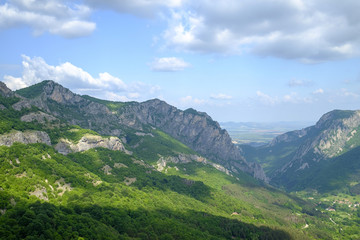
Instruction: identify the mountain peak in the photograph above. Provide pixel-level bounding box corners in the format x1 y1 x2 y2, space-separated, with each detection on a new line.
315 109 356 129
16 80 84 105
0 81 14 97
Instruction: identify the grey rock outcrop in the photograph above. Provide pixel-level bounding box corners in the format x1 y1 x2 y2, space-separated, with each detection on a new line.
12 100 32 111
21 111 57 123
116 99 267 181
0 130 51 146
55 134 129 155
0 82 14 97
11 80 267 181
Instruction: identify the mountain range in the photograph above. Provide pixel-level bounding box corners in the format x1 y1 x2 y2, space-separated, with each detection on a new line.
242 109 360 194
1 80 360 239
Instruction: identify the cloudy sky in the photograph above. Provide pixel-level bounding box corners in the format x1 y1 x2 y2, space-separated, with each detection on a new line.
1 0 360 122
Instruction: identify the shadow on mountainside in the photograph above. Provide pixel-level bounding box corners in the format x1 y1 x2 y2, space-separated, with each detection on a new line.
0 200 294 240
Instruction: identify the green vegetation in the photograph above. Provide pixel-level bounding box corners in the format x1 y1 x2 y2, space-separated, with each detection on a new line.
62 125 101 143
296 191 360 239
3 85 360 239
0 100 44 135
82 95 128 112
328 110 355 121
15 80 52 98
126 129 196 163
0 143 302 239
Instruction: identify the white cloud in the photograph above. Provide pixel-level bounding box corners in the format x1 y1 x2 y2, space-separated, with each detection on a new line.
313 88 324 94
256 90 315 105
2 55 160 101
150 57 190 72
161 0 360 62
210 93 232 100
256 91 279 106
288 79 313 87
2 75 27 90
180 95 206 105
84 0 183 18
0 0 95 38
339 88 359 98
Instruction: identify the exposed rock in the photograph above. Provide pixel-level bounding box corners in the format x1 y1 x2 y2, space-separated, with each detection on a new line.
55 178 72 196
132 158 152 168
55 134 129 155
15 172 27 178
12 100 32 111
278 110 360 175
155 153 240 179
156 154 200 171
0 130 51 147
124 177 136 186
13 80 267 181
0 104 6 110
30 186 48 201
10 198 16 206
114 163 128 168
135 132 154 137
21 111 57 124
101 165 112 175
117 99 266 181
0 81 14 97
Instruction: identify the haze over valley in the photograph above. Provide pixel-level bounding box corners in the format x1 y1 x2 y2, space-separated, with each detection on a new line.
1 0 360 239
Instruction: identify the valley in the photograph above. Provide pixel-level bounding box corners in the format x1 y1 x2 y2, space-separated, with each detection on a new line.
221 122 313 146
1 80 360 239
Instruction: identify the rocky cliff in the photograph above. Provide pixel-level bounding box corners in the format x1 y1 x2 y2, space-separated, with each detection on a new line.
6 80 267 181
274 110 360 174
0 82 14 97
0 130 51 146
244 109 360 189
55 134 130 155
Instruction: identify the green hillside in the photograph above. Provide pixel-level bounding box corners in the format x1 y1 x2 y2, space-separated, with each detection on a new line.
2 83 360 239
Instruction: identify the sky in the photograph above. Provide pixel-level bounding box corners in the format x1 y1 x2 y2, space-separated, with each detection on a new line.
1 0 360 123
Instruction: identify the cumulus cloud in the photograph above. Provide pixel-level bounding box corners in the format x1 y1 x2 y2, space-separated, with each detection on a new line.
256 90 315 105
313 88 324 94
210 93 232 100
162 0 360 62
256 91 279 106
0 0 95 38
339 88 359 98
288 79 313 87
150 57 190 72
180 95 206 105
84 0 182 18
2 55 160 101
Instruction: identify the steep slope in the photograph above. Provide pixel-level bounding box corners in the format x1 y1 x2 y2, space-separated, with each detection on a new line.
1 81 341 239
14 80 266 181
243 109 360 192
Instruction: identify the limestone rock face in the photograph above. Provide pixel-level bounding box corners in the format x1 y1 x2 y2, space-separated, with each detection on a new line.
6 80 267 181
252 109 360 187
0 130 51 146
115 99 267 181
0 82 13 97
21 112 57 123
55 134 129 155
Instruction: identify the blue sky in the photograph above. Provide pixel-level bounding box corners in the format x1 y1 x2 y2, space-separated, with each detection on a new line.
1 0 360 122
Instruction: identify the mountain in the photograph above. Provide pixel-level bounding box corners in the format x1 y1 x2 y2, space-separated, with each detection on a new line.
1 80 345 239
14 80 267 181
242 109 360 193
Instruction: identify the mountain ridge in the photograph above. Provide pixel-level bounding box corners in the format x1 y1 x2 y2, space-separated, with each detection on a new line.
242 108 360 192
10 80 267 181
